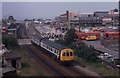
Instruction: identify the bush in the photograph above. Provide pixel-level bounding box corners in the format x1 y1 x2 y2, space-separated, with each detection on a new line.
21 62 30 68
68 42 99 63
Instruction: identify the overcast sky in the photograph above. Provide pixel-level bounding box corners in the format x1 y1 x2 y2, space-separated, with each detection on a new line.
2 2 119 20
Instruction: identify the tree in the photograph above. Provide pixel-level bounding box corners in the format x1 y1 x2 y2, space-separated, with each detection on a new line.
113 9 118 12
64 28 77 46
88 15 91 17
2 35 19 49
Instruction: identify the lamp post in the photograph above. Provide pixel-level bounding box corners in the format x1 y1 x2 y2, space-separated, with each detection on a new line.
79 18 80 32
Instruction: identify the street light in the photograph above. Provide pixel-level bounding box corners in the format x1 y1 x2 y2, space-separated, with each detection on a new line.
79 18 80 32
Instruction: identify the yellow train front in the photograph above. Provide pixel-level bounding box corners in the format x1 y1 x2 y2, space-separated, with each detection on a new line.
40 38 74 64
60 48 74 63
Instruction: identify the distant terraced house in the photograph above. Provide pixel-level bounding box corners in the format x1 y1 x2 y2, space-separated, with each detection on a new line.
7 23 17 35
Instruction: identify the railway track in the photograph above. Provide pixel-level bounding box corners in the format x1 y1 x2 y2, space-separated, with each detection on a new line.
26 45 64 76
26 44 101 78
26 44 82 76
19 24 101 78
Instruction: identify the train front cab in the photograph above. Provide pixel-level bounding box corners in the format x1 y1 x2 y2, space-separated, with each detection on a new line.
60 48 74 63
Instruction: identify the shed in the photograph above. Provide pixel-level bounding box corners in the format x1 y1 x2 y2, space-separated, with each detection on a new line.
2 67 17 77
3 52 21 69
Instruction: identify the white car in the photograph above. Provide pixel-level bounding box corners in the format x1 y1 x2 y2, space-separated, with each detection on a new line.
104 53 109 56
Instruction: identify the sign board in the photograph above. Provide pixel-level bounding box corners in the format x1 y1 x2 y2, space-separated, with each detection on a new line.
102 18 112 22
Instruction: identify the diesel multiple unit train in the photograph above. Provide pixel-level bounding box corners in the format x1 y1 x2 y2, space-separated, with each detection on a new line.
31 34 74 63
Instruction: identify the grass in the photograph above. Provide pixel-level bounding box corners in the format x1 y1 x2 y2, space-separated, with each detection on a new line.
75 56 119 76
9 44 119 76
11 46 44 76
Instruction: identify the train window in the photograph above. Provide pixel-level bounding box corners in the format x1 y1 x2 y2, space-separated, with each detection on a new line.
57 51 59 55
49 47 51 50
44 44 46 47
66 52 69 56
55 50 57 54
70 52 73 56
62 52 65 56
52 48 55 52
56 50 59 54
54 50 56 54
51 48 53 51
47 46 49 49
45 44 47 47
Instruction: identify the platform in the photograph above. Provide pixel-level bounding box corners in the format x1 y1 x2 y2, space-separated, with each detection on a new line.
18 39 31 45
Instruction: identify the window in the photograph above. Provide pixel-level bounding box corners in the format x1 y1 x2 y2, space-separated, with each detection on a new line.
56 51 59 54
49 47 51 50
47 46 49 49
66 52 69 56
44 44 46 47
54 50 57 54
70 52 73 56
62 52 65 56
51 48 53 51
43 44 44 47
52 48 55 53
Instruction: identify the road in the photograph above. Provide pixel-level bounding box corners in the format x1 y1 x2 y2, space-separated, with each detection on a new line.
17 23 27 39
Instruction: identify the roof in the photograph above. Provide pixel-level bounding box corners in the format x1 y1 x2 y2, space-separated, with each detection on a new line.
3 52 21 60
32 34 68 50
8 23 16 29
32 34 43 41
2 67 16 74
0 43 5 50
35 26 51 34
41 39 66 50
76 32 100 34
104 32 120 34
94 11 109 13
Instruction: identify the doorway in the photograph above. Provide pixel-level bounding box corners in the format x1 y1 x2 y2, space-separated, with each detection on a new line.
12 60 16 68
